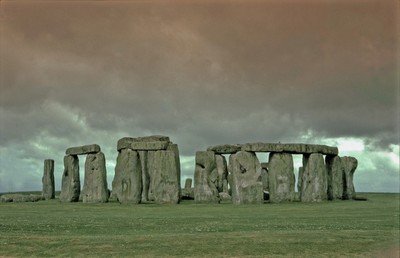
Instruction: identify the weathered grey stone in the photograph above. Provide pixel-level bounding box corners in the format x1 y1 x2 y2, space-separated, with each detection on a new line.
297 167 304 193
117 135 170 151
1 194 44 203
215 154 229 193
60 155 80 202
194 151 220 203
167 144 181 197
135 135 170 142
207 144 242 154
112 149 142 204
325 155 344 200
219 192 232 203
260 162 269 192
342 156 358 200
147 150 180 204
184 178 193 189
242 143 338 155
300 153 328 202
138 151 150 202
181 188 194 200
66 144 101 155
81 152 109 203
228 151 263 204
130 141 170 151
42 159 55 200
268 153 295 203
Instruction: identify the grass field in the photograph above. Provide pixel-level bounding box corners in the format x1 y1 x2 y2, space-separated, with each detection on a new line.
0 193 398 257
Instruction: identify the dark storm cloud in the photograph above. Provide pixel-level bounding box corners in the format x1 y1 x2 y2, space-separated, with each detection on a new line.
0 0 398 192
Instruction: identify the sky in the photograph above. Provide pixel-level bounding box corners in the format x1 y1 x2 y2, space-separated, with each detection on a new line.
0 0 399 193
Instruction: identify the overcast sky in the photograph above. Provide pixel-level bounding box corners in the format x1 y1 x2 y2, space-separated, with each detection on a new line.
0 0 398 193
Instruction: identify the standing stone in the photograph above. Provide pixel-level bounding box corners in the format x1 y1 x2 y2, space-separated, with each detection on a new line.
229 151 263 204
139 151 150 202
42 159 55 200
167 144 182 198
81 152 109 203
297 167 304 193
194 151 220 203
300 153 328 202
182 178 194 199
184 178 193 189
60 155 80 202
342 156 358 200
147 150 180 204
260 163 269 192
325 155 344 200
215 154 229 193
268 153 295 203
112 149 142 204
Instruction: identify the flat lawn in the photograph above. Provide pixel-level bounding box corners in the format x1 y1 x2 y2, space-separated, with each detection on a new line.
0 193 398 257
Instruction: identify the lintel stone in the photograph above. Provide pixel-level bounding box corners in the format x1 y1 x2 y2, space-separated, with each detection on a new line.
66 144 101 155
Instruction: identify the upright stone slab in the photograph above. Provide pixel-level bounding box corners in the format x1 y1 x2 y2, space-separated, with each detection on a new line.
325 155 344 200
167 144 181 197
229 151 263 204
112 149 142 204
147 150 180 204
81 152 109 203
60 155 80 202
260 163 269 192
300 153 328 202
182 178 194 200
138 151 150 202
215 154 229 193
297 167 304 193
194 151 220 203
42 159 55 200
268 153 295 203
184 178 193 189
342 156 358 200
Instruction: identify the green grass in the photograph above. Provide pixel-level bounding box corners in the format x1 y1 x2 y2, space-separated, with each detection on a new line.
0 193 398 257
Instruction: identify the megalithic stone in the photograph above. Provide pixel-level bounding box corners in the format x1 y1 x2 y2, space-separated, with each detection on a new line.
194 151 220 203
139 151 150 202
42 159 55 200
297 167 304 193
229 151 263 204
325 155 344 200
215 154 228 193
300 153 328 202
167 144 181 198
260 163 269 192
147 150 180 204
60 155 80 202
184 178 193 189
342 156 358 200
268 153 295 203
81 152 109 203
112 149 142 204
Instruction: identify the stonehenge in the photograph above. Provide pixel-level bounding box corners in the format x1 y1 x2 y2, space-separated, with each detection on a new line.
113 135 180 204
195 142 358 204
35 139 359 206
42 159 55 200
61 144 109 203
